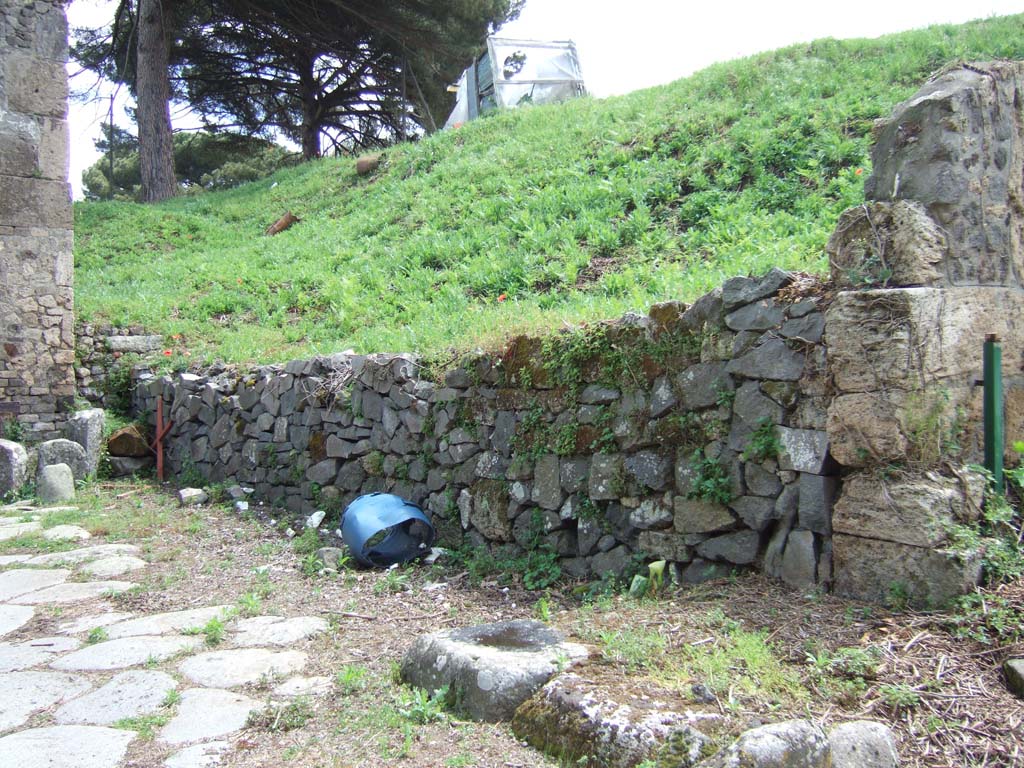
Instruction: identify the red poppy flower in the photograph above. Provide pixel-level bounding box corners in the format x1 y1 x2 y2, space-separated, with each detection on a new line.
163 349 172 356
854 168 863 176
497 294 507 302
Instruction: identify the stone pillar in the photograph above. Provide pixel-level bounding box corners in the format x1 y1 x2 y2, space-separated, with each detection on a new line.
0 0 75 441
825 62 1024 607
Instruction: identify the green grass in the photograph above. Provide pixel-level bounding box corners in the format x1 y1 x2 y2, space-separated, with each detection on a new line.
74 14 1024 364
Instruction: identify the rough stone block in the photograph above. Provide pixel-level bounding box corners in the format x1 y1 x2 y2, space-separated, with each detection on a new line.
66 408 104 478
725 299 784 332
777 428 832 474
676 362 732 409
4 53 68 117
865 62 1024 287
827 287 1024 394
726 338 805 381
0 175 71 228
673 497 735 534
37 438 88 481
532 455 563 510
797 474 836 535
729 495 777 532
37 462 74 503
0 439 29 495
37 116 69 181
469 479 513 542
828 720 898 768
832 470 984 548
721 268 792 310
624 450 671 491
588 454 623 501
696 530 759 564
832 533 981 608
780 530 817 589
637 530 692 562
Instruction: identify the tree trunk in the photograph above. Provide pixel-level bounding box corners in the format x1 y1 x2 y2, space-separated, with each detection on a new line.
137 0 177 202
298 55 321 160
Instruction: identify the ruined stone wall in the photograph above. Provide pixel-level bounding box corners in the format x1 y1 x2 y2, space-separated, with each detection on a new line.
825 62 1024 606
0 0 74 440
132 276 837 589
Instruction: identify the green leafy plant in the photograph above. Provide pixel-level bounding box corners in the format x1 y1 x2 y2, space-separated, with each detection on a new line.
686 453 734 505
399 686 449 725
247 696 314 731
743 419 782 462
86 626 109 645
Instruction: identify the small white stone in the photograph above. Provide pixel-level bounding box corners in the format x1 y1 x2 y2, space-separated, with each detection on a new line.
177 489 208 506
233 501 248 513
305 510 326 529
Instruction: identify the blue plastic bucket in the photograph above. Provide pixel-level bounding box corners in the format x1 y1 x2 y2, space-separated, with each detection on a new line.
340 493 435 567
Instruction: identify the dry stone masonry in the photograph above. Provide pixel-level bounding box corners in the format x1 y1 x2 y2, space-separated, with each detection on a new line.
134 271 837 592
0 0 75 441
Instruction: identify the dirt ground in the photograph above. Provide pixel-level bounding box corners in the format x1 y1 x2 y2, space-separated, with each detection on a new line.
4 480 1022 768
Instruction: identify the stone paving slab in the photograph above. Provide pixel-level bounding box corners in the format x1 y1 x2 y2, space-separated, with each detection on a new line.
165 741 230 768
42 525 91 542
0 569 69 602
0 523 41 542
179 648 307 688
159 688 259 745
51 635 204 671
57 611 134 635
55 670 177 726
0 724 136 768
0 636 81 672
27 544 142 567
9 580 137 605
232 615 329 647
0 556 31 566
0 671 92 732
105 606 232 640
273 675 333 698
80 555 147 578
0 606 34 639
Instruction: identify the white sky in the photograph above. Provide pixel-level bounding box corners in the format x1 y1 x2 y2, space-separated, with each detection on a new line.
66 0 1024 199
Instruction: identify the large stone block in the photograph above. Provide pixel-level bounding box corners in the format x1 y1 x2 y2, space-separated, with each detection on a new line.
832 533 981 608
865 62 1024 287
0 175 71 228
0 438 28 495
66 408 104 478
3 54 68 117
832 470 984 548
37 438 89 481
827 201 947 289
827 287 1024 394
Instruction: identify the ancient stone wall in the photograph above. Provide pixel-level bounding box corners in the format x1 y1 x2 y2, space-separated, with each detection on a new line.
0 0 74 440
133 276 837 589
825 62 1024 606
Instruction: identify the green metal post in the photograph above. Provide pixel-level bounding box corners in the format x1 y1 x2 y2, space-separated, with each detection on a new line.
983 333 1004 492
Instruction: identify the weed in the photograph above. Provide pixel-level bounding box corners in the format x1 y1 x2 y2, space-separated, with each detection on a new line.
533 593 552 622
114 714 169 740
300 551 322 578
878 683 921 711
183 617 227 646
162 689 182 707
336 664 368 695
236 592 262 617
398 686 449 725
599 628 666 671
686 453 734 505
292 526 321 556
86 626 109 645
373 567 410 595
743 419 782 462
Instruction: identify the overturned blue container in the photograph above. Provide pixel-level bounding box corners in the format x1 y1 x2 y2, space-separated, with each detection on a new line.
340 493 435 567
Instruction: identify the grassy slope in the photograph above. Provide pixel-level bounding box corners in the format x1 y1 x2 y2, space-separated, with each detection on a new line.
74 14 1024 364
